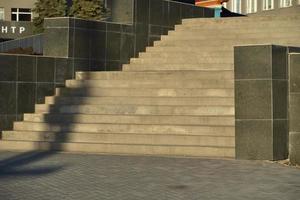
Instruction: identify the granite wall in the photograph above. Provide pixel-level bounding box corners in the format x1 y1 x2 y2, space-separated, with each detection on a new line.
234 44 300 160
0 54 81 131
289 53 300 165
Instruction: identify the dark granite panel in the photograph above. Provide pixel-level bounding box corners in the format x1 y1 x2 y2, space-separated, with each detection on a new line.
74 59 90 72
121 25 134 34
236 120 273 160
135 0 150 24
90 60 106 71
110 0 134 24
120 34 135 64
106 32 121 61
90 31 106 61
289 54 300 93
181 4 194 19
272 80 288 119
150 25 162 36
36 83 55 104
73 29 91 58
193 6 204 17
289 94 300 132
168 2 182 26
162 1 170 26
273 120 288 160
17 56 36 82
272 45 287 80
235 80 272 119
0 83 16 114
37 57 55 82
289 132 300 165
17 83 36 114
0 55 17 81
234 45 272 80
55 58 74 83
106 60 121 71
44 18 70 28
204 8 214 17
43 28 69 57
0 115 16 131
107 23 121 32
149 0 163 26
74 18 92 30
93 21 107 31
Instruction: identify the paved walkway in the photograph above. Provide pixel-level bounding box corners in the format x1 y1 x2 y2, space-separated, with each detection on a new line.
0 151 299 200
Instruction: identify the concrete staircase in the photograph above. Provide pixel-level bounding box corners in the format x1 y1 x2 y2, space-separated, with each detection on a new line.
1 12 299 158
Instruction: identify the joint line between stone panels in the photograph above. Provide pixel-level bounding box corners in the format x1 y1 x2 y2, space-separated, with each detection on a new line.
35 57 38 104
15 56 19 118
236 119 273 121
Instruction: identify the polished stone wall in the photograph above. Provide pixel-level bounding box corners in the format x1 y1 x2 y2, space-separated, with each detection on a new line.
289 53 300 165
234 45 296 160
43 0 214 71
0 54 76 131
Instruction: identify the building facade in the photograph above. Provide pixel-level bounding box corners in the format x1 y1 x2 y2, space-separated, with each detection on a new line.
0 0 35 21
224 0 300 14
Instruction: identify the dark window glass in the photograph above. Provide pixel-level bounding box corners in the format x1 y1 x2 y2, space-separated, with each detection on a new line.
11 8 17 12
19 8 31 12
19 14 31 21
11 14 16 21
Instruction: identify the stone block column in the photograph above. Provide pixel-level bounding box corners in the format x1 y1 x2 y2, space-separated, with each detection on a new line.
234 45 289 160
289 53 300 165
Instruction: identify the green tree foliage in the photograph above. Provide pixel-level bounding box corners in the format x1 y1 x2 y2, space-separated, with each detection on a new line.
33 0 68 33
70 0 110 20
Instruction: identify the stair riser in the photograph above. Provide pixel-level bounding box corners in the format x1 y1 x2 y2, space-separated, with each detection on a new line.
123 65 234 71
65 80 234 89
13 122 235 136
24 114 235 126
130 57 233 64
45 96 234 106
138 52 234 59
2 132 235 147
164 32 300 40
75 71 234 80
146 46 233 52
35 104 235 116
55 88 234 98
0 141 235 157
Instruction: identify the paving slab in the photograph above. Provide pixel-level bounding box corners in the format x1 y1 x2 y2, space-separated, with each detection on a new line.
0 152 299 200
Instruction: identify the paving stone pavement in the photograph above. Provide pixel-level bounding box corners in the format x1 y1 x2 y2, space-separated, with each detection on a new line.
0 151 299 200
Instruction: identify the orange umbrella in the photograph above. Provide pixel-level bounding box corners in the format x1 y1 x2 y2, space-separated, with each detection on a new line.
195 0 229 7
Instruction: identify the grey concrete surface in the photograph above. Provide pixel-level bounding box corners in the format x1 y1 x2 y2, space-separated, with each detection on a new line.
0 152 299 200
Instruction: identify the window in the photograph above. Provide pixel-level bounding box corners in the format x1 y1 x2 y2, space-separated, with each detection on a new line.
247 0 257 13
232 0 242 13
0 8 4 20
11 8 32 21
263 0 274 10
280 0 292 7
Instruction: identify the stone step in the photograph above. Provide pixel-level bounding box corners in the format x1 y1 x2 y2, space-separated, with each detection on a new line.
55 87 234 98
154 38 300 47
138 51 234 59
160 32 300 41
2 131 235 147
174 25 300 32
23 113 235 126
45 96 234 106
13 122 235 136
0 140 235 157
166 30 300 40
145 46 233 53
34 104 235 116
181 16 300 25
130 57 234 65
75 71 234 80
123 64 234 71
65 79 234 89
